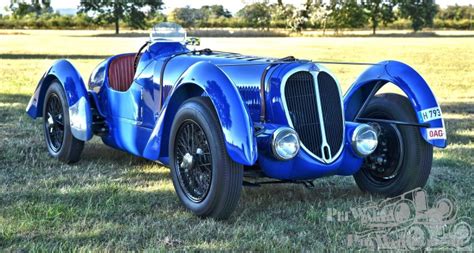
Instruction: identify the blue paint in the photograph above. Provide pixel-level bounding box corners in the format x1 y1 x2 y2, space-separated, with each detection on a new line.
26 59 93 141
26 41 446 181
344 60 447 148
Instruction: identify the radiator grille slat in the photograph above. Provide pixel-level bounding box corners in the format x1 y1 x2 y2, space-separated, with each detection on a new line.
318 72 344 157
284 72 322 157
284 71 344 162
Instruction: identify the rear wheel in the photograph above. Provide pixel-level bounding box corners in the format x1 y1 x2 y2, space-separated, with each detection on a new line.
354 93 433 197
169 97 243 219
43 81 84 163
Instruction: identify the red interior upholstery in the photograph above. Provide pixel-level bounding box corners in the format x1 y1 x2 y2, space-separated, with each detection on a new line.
108 54 135 91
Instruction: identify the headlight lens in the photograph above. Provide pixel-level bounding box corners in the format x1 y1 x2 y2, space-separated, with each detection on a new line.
272 127 300 160
352 124 378 157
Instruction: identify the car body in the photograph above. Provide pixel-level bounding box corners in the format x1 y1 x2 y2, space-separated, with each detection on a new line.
26 23 447 219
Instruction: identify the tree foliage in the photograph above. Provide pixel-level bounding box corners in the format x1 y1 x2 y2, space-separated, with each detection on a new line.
169 5 231 28
289 10 308 32
269 2 295 28
327 0 368 32
9 0 52 17
201 5 232 19
1 0 471 32
362 0 395 34
436 4 474 20
169 6 204 28
236 2 271 29
307 2 332 33
79 0 163 34
397 0 438 32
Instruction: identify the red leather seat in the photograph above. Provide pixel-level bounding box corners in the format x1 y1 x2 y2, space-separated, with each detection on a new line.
108 54 135 91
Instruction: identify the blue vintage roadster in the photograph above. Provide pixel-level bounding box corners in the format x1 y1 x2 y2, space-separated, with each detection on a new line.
27 23 447 219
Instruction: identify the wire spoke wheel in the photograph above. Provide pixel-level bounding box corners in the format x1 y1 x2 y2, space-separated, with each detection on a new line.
170 97 243 219
174 120 212 203
44 93 65 152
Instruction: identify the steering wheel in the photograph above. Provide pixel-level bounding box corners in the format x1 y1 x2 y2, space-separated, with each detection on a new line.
133 41 151 73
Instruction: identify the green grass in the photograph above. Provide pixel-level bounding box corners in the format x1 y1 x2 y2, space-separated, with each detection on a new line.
0 30 473 251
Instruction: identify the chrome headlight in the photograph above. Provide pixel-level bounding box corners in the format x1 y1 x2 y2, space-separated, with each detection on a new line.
272 127 300 160
351 124 378 157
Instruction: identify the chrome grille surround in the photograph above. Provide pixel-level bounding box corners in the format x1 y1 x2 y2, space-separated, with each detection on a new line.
280 64 345 164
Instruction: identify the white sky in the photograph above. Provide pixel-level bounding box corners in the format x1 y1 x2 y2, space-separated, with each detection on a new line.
1 0 473 14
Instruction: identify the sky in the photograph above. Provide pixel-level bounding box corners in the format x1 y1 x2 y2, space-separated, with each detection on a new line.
0 0 473 14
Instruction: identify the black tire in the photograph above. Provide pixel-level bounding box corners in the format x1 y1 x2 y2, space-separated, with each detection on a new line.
43 81 84 163
169 97 243 219
354 93 433 197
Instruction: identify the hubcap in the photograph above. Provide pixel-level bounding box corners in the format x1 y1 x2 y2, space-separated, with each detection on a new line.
180 153 194 169
174 120 212 203
44 93 65 152
362 122 404 182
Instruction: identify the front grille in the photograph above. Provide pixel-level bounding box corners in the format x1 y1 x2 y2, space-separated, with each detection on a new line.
284 71 344 162
318 72 344 157
284 72 323 158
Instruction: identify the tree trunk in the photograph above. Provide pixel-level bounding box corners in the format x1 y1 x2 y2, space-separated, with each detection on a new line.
115 17 119 34
114 2 120 34
322 19 326 36
371 15 377 35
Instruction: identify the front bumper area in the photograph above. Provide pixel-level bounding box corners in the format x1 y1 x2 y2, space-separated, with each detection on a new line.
255 122 365 180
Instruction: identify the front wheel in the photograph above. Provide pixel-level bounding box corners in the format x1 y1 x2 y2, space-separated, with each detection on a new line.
354 93 433 197
43 81 84 163
169 97 243 219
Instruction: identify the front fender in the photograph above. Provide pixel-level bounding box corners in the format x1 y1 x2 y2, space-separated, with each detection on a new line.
26 59 93 141
344 60 446 148
143 61 258 166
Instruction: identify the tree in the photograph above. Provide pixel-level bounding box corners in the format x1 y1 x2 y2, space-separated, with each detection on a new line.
169 5 231 28
169 6 205 28
342 0 368 28
269 2 295 28
436 4 474 20
362 0 395 35
397 0 437 32
304 0 313 12
307 1 331 33
79 0 163 34
200 5 232 19
8 0 52 18
328 0 367 33
289 9 308 32
236 2 271 30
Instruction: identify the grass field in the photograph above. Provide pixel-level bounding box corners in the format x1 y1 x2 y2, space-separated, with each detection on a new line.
0 30 473 251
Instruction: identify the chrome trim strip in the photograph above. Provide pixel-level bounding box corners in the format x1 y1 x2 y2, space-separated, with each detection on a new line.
317 64 346 163
311 71 331 162
260 63 279 122
280 63 345 164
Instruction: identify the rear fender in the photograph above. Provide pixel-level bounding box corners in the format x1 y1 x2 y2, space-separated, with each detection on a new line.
143 61 258 166
26 59 93 141
344 60 446 148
